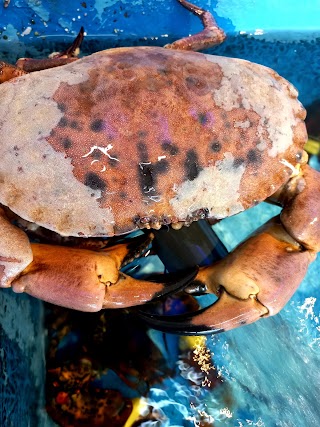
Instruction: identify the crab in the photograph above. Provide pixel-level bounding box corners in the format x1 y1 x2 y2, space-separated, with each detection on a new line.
0 0 319 335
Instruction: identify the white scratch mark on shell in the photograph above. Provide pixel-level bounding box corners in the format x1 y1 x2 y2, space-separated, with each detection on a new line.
82 144 120 162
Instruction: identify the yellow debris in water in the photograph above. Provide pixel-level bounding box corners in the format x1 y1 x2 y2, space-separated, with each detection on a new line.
124 397 149 427
180 335 207 351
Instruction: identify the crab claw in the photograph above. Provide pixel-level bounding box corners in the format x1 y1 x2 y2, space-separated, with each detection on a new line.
102 267 198 309
139 216 316 335
11 234 197 312
138 289 267 335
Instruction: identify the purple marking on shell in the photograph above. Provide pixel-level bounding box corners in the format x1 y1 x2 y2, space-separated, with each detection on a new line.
189 108 215 127
158 115 172 141
103 119 120 140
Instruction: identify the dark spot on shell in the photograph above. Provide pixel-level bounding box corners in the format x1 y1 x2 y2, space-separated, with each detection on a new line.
108 157 119 168
138 162 154 192
185 149 202 181
84 172 106 192
119 192 127 199
70 120 81 130
158 67 169 75
198 113 208 125
247 149 262 164
137 142 154 192
225 122 231 129
154 159 169 174
233 157 245 167
17 166 23 173
136 143 166 194
57 103 66 112
58 117 68 128
185 76 208 95
211 141 221 152
161 140 179 156
137 142 149 162
62 137 72 149
13 145 19 151
90 119 104 132
92 150 102 160
138 130 148 138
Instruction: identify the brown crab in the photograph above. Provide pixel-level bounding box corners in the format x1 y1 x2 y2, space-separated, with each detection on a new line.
0 0 319 335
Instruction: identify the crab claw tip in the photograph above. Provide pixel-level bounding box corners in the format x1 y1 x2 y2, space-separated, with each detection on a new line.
147 266 200 299
138 288 268 335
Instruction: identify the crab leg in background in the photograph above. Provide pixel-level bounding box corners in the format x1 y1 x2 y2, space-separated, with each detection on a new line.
140 162 320 335
0 27 84 83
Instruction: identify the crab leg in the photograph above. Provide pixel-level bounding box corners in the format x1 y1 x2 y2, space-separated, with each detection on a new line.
0 28 84 84
165 0 226 51
0 61 27 84
0 207 33 288
140 162 320 334
15 27 84 73
276 163 320 252
0 207 197 310
9 237 197 312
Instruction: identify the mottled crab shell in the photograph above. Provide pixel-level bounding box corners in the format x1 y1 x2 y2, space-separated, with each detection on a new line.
0 46 307 237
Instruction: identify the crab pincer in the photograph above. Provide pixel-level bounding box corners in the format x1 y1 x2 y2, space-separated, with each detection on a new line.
8 229 197 312
139 163 320 335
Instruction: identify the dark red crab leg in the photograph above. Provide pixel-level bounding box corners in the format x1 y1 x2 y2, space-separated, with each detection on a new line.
165 0 226 51
0 61 27 83
0 27 84 84
15 27 85 73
